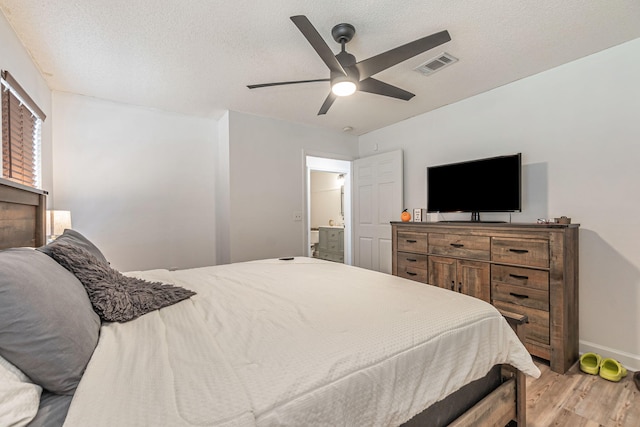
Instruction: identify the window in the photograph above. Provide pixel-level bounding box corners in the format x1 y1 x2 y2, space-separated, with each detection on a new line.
1 70 46 188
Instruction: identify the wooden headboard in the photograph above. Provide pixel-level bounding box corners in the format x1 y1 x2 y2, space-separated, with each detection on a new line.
0 178 47 249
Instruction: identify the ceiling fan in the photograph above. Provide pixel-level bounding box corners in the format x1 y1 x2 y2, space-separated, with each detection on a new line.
247 15 451 115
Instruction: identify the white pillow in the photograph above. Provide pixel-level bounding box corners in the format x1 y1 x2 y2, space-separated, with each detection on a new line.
0 354 42 427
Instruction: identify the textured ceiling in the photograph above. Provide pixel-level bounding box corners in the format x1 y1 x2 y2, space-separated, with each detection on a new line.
1 0 639 135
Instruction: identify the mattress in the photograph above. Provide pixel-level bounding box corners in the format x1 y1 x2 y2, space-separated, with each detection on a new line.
63 257 539 426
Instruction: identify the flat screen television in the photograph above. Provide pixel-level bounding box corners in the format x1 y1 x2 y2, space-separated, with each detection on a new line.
427 153 521 221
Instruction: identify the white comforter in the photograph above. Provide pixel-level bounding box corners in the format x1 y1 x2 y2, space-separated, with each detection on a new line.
63 258 540 427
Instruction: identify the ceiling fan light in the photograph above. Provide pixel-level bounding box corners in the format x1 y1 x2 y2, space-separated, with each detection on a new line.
332 80 357 97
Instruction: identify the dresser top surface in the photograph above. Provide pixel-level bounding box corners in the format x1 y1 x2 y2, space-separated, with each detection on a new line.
391 221 579 229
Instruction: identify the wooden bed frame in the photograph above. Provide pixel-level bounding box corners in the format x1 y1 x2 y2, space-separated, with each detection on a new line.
0 179 528 426
0 178 47 249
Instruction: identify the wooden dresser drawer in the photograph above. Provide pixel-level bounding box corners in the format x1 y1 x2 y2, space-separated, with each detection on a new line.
397 232 428 254
397 252 428 271
491 265 549 291
397 266 428 283
428 233 490 260
491 282 549 311
491 237 549 268
492 300 550 345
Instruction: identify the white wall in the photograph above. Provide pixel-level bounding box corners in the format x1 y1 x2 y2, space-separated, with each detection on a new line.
0 12 53 200
52 92 218 272
223 111 358 263
360 38 640 370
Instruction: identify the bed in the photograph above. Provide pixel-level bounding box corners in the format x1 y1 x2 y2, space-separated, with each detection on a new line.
0 178 540 427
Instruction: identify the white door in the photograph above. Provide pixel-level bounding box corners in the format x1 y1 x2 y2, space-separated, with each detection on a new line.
353 150 403 273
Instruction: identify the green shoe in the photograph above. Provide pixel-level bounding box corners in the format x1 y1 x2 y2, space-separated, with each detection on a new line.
599 358 627 382
579 352 601 375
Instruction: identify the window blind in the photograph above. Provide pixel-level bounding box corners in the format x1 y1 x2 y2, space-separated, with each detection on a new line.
1 70 46 188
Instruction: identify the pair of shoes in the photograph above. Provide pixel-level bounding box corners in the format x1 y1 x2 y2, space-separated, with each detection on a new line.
579 353 628 382
579 353 602 375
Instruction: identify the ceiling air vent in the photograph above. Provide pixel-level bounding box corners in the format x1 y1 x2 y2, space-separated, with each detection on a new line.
414 52 458 76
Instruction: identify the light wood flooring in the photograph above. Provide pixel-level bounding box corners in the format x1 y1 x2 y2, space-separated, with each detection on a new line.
527 359 639 426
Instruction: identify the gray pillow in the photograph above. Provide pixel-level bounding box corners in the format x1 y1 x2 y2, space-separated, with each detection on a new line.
0 248 100 395
38 228 109 265
48 242 196 322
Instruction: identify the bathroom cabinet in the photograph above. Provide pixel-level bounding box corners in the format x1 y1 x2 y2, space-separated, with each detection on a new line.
318 227 344 263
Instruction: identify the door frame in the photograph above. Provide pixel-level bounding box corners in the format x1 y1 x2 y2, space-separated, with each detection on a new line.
305 155 352 265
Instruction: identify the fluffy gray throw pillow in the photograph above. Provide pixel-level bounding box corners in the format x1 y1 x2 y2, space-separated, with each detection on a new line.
48 242 196 322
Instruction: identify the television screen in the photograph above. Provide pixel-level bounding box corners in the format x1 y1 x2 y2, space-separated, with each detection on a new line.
427 153 521 216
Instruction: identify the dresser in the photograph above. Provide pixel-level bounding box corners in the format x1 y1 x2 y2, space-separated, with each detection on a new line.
391 221 579 374
318 227 344 263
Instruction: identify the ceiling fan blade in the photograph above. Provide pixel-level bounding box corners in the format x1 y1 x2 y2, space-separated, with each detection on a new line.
247 78 330 89
290 15 346 76
358 78 415 101
355 30 451 79
318 92 337 115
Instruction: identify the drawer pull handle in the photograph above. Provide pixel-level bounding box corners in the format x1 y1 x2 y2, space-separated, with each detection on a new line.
407 271 417 276
450 243 464 248
406 258 417 262
509 273 529 280
406 239 417 243
509 249 529 254
509 292 529 299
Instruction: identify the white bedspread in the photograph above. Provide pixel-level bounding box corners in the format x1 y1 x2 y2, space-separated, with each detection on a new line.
64 258 540 427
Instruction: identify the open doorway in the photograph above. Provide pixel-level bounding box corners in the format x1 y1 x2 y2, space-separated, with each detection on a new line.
306 156 352 265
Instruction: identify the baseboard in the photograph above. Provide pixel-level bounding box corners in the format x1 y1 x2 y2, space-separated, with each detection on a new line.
580 340 640 372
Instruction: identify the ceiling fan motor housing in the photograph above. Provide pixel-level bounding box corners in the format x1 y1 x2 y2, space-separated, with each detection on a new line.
332 51 359 94
336 51 357 68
